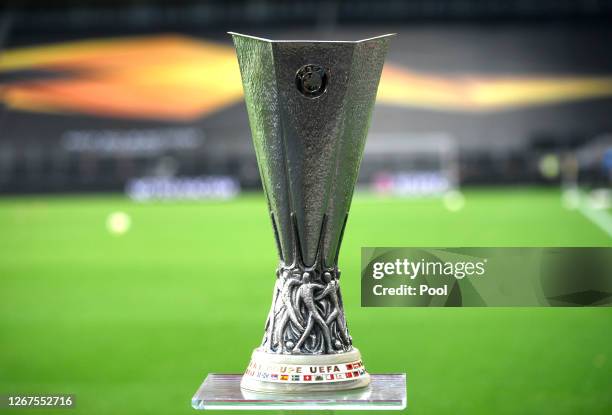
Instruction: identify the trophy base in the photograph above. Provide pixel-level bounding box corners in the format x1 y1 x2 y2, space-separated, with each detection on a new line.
240 347 370 392
192 373 406 410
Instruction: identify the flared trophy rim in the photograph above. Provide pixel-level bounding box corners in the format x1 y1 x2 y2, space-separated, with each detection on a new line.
228 32 396 44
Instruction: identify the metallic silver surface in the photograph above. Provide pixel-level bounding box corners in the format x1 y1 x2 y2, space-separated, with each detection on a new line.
231 33 392 356
192 373 407 410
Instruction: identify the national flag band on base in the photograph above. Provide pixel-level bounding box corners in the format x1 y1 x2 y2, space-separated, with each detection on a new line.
243 360 367 383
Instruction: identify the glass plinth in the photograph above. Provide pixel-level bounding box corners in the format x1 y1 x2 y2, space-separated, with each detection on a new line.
191 373 406 410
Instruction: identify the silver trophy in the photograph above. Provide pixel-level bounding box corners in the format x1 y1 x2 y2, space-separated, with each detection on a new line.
230 32 392 392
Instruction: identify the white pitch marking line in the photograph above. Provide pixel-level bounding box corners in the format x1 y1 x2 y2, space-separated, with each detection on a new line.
577 191 612 239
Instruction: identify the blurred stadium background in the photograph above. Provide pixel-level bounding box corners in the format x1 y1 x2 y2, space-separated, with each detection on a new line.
0 1 611 415
1 0 612 197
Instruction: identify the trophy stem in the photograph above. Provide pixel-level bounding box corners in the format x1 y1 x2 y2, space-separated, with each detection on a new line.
261 213 352 354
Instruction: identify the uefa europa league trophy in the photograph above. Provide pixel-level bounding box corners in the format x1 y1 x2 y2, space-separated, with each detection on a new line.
230 32 392 393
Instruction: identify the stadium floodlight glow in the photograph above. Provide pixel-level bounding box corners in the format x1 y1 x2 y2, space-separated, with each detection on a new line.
229 32 393 392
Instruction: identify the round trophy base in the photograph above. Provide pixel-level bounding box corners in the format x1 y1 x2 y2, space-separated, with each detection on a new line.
240 347 370 393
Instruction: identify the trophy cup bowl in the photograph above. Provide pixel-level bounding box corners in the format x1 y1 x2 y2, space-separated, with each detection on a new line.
230 32 393 393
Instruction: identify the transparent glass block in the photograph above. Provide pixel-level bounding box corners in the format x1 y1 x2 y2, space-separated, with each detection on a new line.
192 373 406 410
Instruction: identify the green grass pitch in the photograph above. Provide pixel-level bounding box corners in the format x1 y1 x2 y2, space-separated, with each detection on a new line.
0 188 610 415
